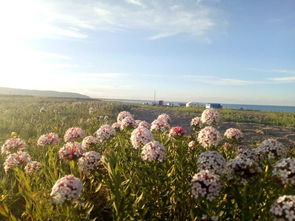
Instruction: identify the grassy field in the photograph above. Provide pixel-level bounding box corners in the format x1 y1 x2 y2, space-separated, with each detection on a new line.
0 95 294 220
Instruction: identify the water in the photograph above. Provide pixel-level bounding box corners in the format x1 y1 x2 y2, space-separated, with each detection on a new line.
103 99 295 113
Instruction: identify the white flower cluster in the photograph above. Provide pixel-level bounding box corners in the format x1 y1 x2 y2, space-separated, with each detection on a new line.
81 136 97 150
273 158 295 185
130 127 153 149
150 119 170 132
190 117 202 130
224 128 243 141
138 121 150 129
58 142 84 161
197 126 222 149
157 113 171 123
3 151 31 172
197 151 226 175
37 133 59 146
188 141 196 148
25 161 42 175
191 170 222 201
256 139 287 159
95 125 116 142
117 111 133 123
64 127 86 142
50 175 83 204
135 120 141 127
120 117 136 130
237 148 259 162
201 109 220 126
78 151 101 175
270 195 295 221
1 138 26 154
168 126 185 138
141 141 166 162
227 156 261 179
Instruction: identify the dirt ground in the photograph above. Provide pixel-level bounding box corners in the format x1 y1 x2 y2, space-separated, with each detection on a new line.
132 108 295 147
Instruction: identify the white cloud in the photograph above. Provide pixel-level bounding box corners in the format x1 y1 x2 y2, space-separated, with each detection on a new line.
0 0 223 40
85 73 128 79
268 76 295 83
183 75 258 86
249 68 295 75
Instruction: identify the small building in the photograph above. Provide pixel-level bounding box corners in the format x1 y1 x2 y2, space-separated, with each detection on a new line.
206 103 222 109
186 102 193 107
158 100 164 106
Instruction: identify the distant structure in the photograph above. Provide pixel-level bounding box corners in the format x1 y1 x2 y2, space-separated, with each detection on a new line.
159 100 164 106
206 103 222 109
186 102 193 107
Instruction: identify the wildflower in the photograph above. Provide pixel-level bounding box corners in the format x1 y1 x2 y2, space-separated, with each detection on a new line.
58 142 83 160
191 170 222 201
197 151 226 175
168 126 185 138
237 148 259 162
150 119 170 132
256 139 287 159
270 195 295 221
89 107 96 114
131 127 153 149
135 120 141 127
157 113 171 123
120 117 135 130
78 151 101 175
141 141 166 162
117 111 133 123
37 133 59 146
3 151 31 172
64 127 85 142
190 117 202 130
40 107 46 113
273 158 295 185
224 128 243 141
25 161 42 175
197 126 222 149
111 122 121 131
226 156 261 179
81 136 97 150
201 109 220 126
50 175 83 204
1 138 26 154
138 121 150 129
95 125 116 142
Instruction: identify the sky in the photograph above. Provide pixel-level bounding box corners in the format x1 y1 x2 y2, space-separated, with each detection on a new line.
0 0 294 106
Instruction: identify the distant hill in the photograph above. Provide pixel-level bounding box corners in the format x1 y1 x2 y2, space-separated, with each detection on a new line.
0 87 91 99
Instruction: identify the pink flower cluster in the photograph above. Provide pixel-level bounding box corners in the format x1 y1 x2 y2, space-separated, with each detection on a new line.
141 141 166 162
157 113 171 123
197 126 222 149
112 122 121 131
1 138 26 154
201 109 220 126
150 119 170 132
58 142 84 160
37 133 59 146
168 126 185 138
138 121 150 129
50 175 83 204
64 127 86 142
81 136 97 149
95 125 116 142
3 151 31 172
224 128 243 141
25 161 42 175
117 111 133 123
130 127 153 149
190 117 202 130
78 151 101 175
191 170 222 201
120 117 136 130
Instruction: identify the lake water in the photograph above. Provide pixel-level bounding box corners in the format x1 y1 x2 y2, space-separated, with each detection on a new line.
103 99 295 113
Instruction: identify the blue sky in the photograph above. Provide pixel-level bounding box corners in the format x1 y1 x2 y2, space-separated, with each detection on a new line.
0 0 294 105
